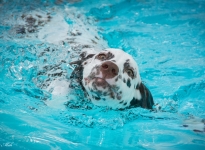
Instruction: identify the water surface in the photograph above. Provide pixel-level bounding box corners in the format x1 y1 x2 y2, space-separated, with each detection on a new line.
0 0 205 149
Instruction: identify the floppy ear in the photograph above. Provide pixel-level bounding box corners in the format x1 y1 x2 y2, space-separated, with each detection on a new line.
69 51 95 84
139 83 154 109
130 82 154 109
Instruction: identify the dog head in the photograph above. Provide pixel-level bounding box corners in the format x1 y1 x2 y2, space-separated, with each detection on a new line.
70 48 154 109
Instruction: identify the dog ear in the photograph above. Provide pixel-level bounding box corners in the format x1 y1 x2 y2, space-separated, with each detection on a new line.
69 51 95 82
69 51 95 66
130 82 154 109
139 83 154 109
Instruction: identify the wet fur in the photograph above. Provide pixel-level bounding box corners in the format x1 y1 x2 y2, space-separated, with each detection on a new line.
70 49 154 109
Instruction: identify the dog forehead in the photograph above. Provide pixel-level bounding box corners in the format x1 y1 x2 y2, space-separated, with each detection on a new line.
103 48 129 57
100 48 136 64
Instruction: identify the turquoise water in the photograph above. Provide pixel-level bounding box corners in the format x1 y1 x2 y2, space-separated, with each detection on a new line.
0 0 205 149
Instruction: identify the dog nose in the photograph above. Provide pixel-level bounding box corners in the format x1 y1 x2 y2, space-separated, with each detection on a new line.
100 61 119 79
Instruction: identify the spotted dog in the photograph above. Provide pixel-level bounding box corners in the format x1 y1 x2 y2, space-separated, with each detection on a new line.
70 48 154 109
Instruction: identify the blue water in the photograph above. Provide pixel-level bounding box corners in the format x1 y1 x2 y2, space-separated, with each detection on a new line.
1 0 205 149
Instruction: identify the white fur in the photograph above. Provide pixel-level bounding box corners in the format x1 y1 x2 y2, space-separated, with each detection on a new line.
82 48 142 109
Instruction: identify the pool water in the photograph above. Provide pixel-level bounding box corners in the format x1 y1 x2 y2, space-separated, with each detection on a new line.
0 0 205 149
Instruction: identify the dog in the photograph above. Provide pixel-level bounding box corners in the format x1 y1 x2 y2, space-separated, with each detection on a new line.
70 48 154 110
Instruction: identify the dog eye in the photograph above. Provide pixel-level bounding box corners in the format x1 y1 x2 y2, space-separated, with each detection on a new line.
126 69 134 78
98 54 106 60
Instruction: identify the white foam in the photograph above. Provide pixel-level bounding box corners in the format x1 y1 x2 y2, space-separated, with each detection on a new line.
45 79 70 109
38 14 69 44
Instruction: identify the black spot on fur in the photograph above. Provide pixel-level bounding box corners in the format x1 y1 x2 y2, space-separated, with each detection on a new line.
129 97 141 108
127 78 131 88
16 26 26 34
103 92 108 96
123 78 126 83
123 59 136 79
116 93 121 100
107 52 115 60
119 101 124 104
193 129 203 133
130 83 154 109
123 60 130 73
123 102 127 105
36 14 42 18
95 65 101 75
110 92 115 99
94 96 101 100
92 83 97 90
135 84 140 90
95 51 114 61
26 16 36 25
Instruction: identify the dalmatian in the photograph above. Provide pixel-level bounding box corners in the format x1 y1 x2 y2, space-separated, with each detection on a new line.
70 48 154 110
